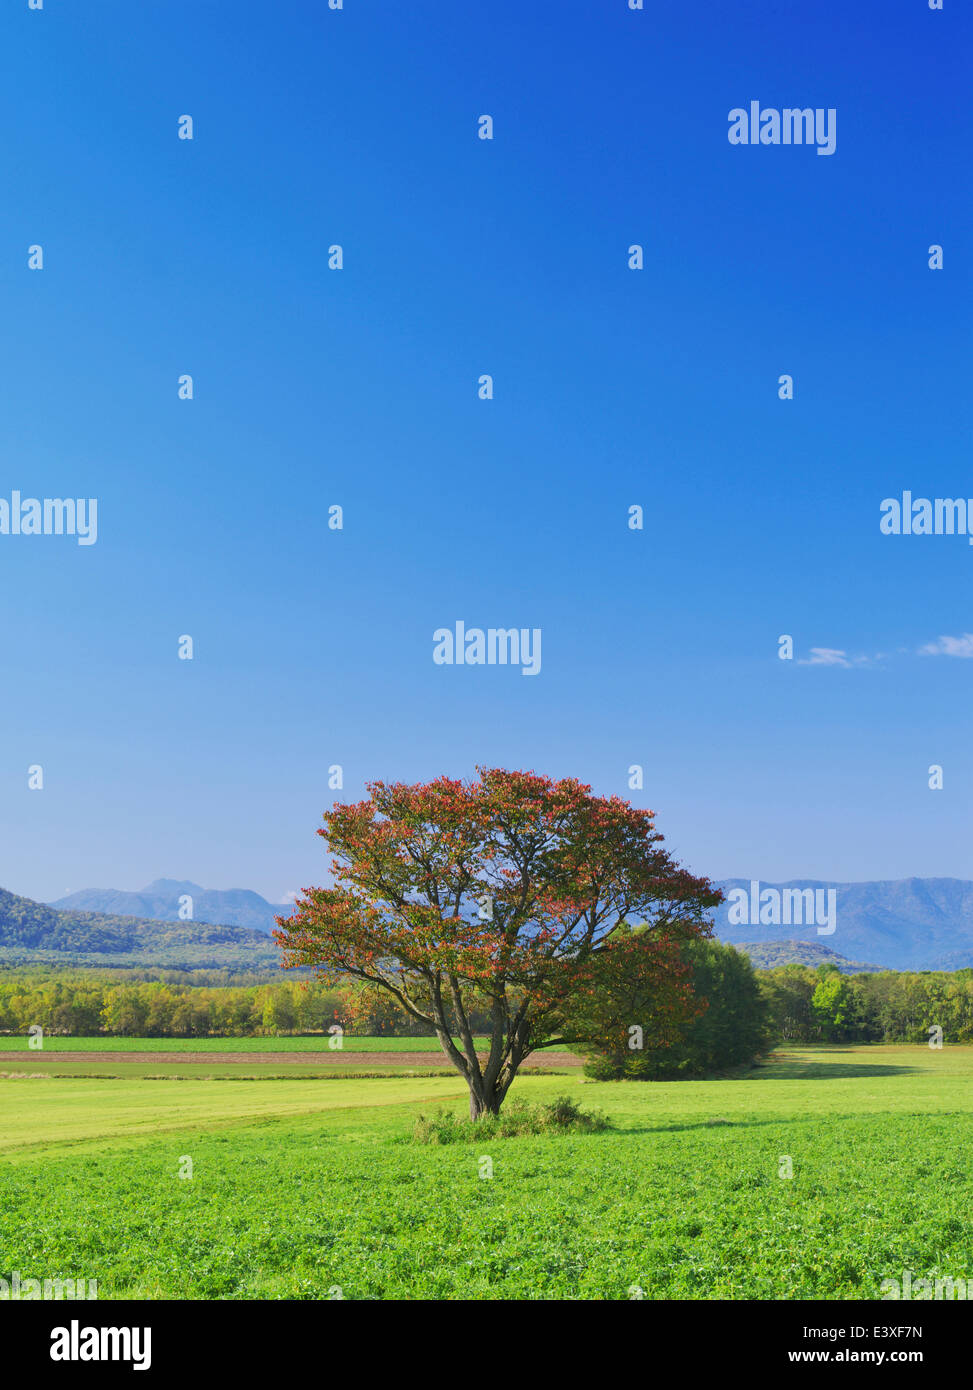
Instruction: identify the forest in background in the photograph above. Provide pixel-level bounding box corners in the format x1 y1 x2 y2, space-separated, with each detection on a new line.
0 959 970 1046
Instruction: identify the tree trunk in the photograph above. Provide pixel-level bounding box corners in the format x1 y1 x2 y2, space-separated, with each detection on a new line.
428 996 531 1120
468 1086 501 1120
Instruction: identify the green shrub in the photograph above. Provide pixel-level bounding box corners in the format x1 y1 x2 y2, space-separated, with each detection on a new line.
576 935 771 1081
580 1052 624 1082
412 1095 609 1144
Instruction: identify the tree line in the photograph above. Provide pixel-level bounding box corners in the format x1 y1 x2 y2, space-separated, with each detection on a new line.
0 975 363 1038
759 962 973 1044
3 958 972 1054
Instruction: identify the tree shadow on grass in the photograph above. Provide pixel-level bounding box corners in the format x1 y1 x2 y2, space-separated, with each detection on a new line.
623 1108 905 1137
747 1059 919 1080
631 1116 802 1136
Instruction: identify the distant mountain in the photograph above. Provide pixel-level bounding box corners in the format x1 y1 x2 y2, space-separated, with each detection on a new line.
27 874 973 974
0 886 280 973
732 941 882 973
712 878 973 971
50 879 292 936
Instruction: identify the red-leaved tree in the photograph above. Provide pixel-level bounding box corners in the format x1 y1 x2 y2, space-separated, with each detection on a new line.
274 768 722 1118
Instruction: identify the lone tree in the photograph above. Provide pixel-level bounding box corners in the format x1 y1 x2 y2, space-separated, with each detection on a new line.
274 768 721 1119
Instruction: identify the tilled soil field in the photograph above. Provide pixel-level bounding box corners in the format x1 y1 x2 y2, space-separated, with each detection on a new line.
0 1049 582 1069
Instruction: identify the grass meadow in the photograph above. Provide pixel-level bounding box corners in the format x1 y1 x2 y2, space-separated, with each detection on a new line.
1 1042 971 1299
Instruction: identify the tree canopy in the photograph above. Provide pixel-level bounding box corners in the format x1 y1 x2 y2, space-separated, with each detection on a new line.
274 767 722 1116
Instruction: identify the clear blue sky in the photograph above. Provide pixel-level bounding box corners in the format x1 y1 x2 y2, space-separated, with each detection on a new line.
0 0 969 905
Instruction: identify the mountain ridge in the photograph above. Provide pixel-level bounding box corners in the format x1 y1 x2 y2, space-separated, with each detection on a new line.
1 886 280 973
27 873 973 973
50 880 291 936
730 941 883 973
711 877 973 970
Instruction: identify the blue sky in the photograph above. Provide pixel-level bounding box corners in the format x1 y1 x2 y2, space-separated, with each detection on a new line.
0 0 969 904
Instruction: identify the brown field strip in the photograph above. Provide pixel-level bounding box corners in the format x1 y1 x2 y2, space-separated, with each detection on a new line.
0 1049 582 1069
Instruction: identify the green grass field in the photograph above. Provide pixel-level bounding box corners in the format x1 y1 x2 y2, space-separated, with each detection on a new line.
1 1044 970 1300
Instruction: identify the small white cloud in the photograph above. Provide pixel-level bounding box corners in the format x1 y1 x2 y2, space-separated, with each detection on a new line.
919 634 973 658
279 890 301 904
799 648 851 667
